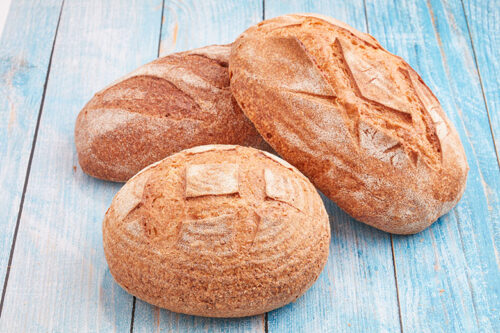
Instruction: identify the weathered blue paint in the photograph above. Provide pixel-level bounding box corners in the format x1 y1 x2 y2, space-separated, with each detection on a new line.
0 0 162 331
461 0 500 161
160 0 264 56
0 0 63 310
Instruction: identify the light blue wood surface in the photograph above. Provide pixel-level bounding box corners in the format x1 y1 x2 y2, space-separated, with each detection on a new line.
461 0 499 159
0 0 162 331
0 0 63 307
159 0 264 56
0 0 498 332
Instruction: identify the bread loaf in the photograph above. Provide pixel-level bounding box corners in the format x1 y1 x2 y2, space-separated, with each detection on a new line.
103 145 330 317
229 14 468 234
75 44 269 182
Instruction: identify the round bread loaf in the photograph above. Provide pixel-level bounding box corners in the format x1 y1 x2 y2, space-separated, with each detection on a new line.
75 44 269 182
103 145 330 317
229 14 468 234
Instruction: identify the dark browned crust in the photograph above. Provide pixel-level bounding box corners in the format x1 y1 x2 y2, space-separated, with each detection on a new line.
75 44 270 182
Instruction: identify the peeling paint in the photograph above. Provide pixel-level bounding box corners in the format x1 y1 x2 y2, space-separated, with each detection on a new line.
8 102 16 131
172 22 178 47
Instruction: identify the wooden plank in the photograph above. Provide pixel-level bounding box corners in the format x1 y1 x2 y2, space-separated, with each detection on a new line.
0 0 63 309
462 0 500 161
263 2 402 332
364 0 500 331
159 0 264 56
132 1 266 332
0 0 163 331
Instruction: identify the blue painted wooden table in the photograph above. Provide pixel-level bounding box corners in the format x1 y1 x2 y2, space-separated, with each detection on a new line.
0 0 498 332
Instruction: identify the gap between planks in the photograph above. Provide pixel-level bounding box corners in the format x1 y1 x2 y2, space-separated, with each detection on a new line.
157 0 166 59
129 296 137 333
262 1 269 332
0 0 66 320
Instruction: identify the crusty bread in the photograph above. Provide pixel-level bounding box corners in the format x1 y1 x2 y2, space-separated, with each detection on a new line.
103 145 330 317
75 44 269 182
229 14 468 234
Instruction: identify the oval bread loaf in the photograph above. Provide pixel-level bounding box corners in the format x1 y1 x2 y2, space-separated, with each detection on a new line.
103 145 330 317
229 14 468 234
75 44 269 182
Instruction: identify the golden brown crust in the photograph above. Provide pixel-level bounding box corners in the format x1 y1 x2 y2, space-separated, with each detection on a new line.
103 145 330 317
75 45 269 182
229 14 468 234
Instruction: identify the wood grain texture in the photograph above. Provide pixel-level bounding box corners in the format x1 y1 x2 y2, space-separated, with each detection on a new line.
159 0 264 56
461 0 500 161
0 0 63 306
263 2 402 332
365 0 500 331
130 1 266 331
0 0 162 331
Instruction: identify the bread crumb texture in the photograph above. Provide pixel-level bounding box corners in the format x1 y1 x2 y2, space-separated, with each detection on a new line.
103 145 330 317
229 14 469 234
75 45 269 182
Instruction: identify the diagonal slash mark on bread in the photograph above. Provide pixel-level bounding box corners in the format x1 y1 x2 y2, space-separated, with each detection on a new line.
278 19 441 167
75 45 270 182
